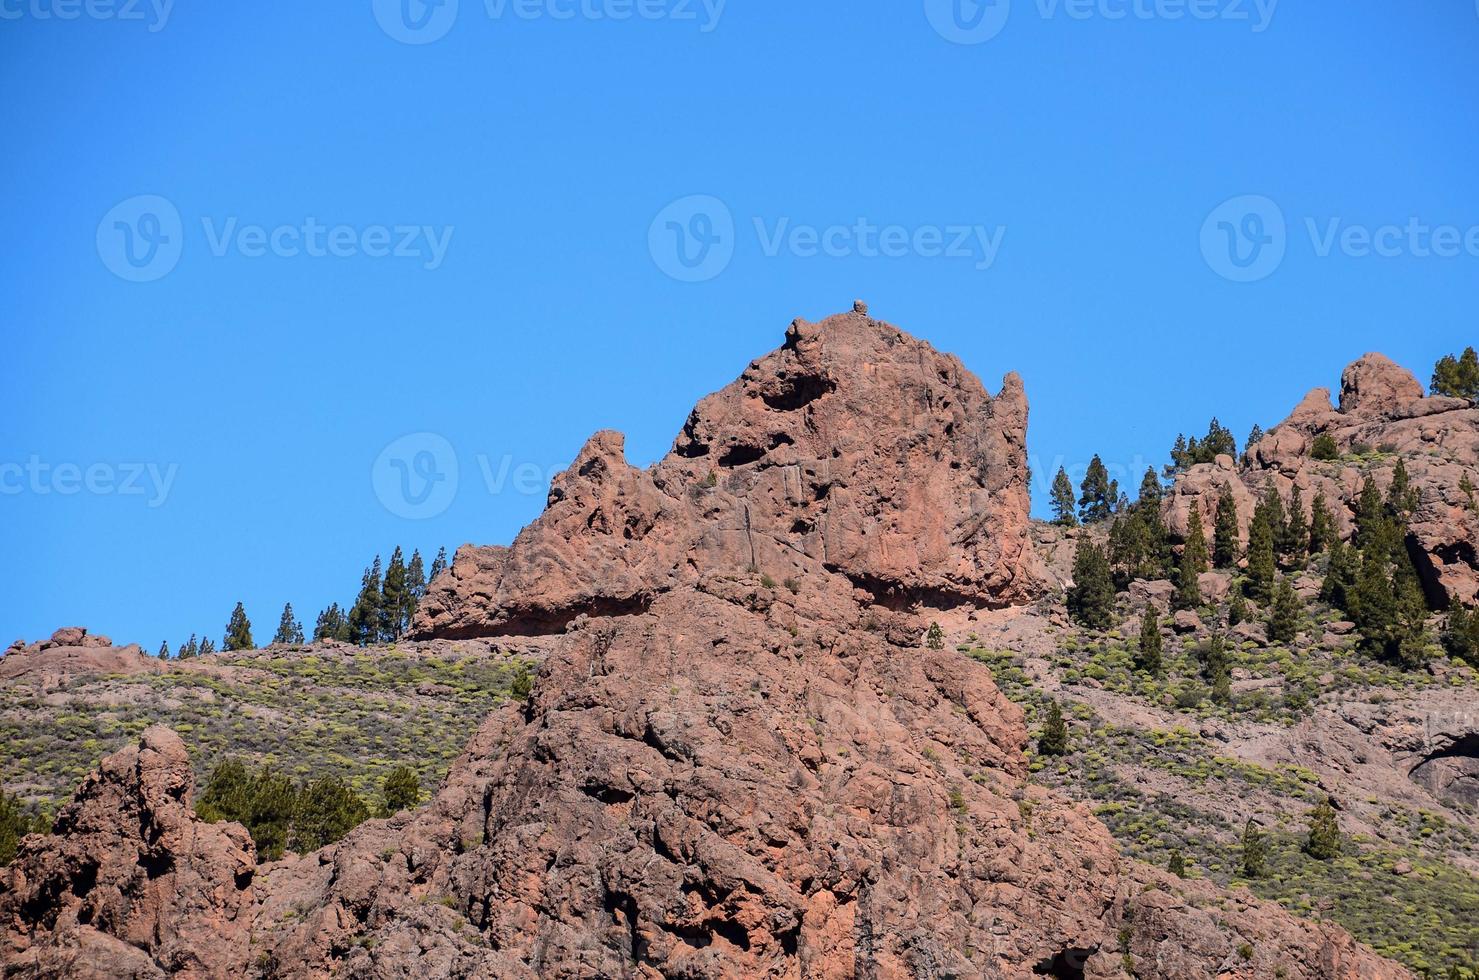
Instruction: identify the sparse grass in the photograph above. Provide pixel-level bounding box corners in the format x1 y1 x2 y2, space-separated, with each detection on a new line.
0 645 530 815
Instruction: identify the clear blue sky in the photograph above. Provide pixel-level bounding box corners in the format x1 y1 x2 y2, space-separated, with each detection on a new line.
3 2 1476 650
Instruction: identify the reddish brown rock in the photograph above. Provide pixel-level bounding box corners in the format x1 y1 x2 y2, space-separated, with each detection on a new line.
0 631 161 688
0 727 256 979
415 307 1047 638
1340 353 1425 415
1166 352 1479 604
0 311 1414 979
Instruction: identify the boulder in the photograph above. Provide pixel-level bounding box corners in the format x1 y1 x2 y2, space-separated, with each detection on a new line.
1340 353 1425 416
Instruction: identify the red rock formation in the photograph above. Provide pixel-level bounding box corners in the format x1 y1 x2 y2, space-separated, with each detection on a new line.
1165 352 1479 604
0 627 162 688
0 727 255 979
0 310 1415 978
415 304 1046 638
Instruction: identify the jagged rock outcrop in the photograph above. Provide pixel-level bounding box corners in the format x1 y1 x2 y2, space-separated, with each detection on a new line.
1165 352 1479 604
415 305 1046 638
1 309 1415 978
0 727 255 978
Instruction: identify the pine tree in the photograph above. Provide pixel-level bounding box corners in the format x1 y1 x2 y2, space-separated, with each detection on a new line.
1227 592 1249 628
1304 797 1342 860
1213 492 1240 569
1240 819 1268 878
1166 434 1189 476
1138 467 1162 506
179 634 198 659
314 603 350 642
926 622 944 650
1281 486 1308 563
1137 612 1164 675
348 558 384 646
1352 547 1399 659
224 603 254 652
1442 604 1479 667
1388 458 1419 516
1078 456 1116 525
1050 468 1078 527
1354 476 1385 554
1175 509 1209 611
381 547 408 640
1202 635 1233 705
428 546 449 582
1431 346 1479 400
383 766 420 814
1245 511 1276 605
1067 538 1116 630
1308 492 1335 555
1245 424 1265 453
157 640 170 660
1168 850 1187 878
1392 561 1431 670
0 788 40 866
272 604 304 646
1268 576 1301 644
1310 433 1339 460
1038 701 1069 756
291 776 370 853
1200 418 1238 461
199 636 216 655
405 549 427 625
1321 537 1357 612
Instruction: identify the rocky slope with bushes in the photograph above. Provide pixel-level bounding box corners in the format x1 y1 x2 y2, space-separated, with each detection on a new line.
5 307 1472 978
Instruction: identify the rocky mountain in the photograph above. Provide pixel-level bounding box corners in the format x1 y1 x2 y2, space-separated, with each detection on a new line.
1164 352 1479 605
7 306 1470 978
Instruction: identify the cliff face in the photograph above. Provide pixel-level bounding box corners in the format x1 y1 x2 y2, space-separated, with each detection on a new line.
0 308 1414 979
1163 352 1479 605
413 304 1046 639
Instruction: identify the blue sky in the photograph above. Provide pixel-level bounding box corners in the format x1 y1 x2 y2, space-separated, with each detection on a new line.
2 1 1476 650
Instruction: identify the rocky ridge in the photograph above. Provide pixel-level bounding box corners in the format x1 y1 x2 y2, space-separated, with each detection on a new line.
1163 352 1478 605
0 307 1416 978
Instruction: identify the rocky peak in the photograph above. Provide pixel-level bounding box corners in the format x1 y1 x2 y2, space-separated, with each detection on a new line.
415 306 1045 638
1339 352 1425 416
